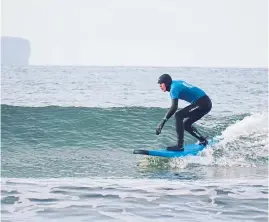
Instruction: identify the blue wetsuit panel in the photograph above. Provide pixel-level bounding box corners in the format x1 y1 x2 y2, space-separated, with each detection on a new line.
170 80 206 103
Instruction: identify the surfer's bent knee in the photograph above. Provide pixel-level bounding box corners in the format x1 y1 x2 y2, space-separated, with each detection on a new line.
174 110 184 120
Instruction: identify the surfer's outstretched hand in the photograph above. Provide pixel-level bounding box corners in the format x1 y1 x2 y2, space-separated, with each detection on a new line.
156 119 166 135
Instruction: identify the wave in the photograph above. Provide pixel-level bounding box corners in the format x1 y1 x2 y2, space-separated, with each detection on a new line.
142 113 268 168
1 104 240 147
1 105 268 171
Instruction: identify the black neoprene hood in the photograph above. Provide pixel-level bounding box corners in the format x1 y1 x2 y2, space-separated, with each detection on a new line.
158 74 172 91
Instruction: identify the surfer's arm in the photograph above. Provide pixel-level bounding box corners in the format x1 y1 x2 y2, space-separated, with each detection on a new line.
156 99 178 135
164 99 178 121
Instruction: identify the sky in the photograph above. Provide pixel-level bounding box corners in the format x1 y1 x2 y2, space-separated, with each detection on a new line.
1 0 268 67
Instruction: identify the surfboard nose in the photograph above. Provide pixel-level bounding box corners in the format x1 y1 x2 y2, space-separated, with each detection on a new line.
133 149 149 155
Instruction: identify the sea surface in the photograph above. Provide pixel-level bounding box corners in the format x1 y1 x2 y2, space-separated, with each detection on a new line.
1 66 268 222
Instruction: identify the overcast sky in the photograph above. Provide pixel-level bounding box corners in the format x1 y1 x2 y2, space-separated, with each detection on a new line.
2 0 268 67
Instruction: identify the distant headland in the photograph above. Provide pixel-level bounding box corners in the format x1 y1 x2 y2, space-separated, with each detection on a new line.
1 36 31 66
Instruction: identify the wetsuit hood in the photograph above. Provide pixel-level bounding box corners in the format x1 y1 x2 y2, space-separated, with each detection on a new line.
158 74 172 91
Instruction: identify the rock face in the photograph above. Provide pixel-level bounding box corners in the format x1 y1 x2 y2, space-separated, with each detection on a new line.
1 36 31 65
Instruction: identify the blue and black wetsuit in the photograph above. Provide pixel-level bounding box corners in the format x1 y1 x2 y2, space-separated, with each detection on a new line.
157 74 212 151
166 80 212 147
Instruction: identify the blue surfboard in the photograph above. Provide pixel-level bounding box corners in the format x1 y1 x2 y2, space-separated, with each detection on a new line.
133 140 215 158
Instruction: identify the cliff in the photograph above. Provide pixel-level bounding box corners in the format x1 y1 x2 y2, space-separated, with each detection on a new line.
1 36 31 65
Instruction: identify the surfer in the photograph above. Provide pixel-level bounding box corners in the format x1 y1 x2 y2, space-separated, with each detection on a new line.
156 74 212 151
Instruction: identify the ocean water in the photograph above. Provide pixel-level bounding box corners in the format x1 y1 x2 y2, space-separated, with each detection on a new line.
1 65 268 222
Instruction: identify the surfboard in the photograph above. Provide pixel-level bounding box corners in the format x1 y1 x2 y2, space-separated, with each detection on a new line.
133 140 215 158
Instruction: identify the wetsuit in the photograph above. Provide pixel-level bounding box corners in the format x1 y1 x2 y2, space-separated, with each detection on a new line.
163 80 212 147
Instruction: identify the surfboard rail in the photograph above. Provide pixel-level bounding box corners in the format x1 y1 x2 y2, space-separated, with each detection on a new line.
133 139 216 158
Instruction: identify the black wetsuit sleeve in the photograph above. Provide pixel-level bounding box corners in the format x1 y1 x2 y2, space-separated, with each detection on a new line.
164 99 178 120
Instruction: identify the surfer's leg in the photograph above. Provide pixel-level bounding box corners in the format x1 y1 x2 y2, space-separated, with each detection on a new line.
167 96 212 151
173 103 201 146
167 109 188 151
184 96 212 142
174 111 185 147
184 116 207 141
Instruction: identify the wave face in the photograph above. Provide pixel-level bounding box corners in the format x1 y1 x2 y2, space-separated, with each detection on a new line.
2 105 268 178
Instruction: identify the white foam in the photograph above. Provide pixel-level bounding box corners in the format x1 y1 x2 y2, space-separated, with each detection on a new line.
213 112 268 166
219 112 268 143
163 112 269 168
